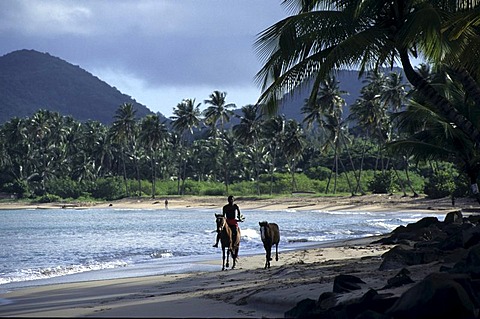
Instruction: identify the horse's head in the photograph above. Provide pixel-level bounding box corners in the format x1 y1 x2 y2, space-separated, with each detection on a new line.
259 221 269 240
215 214 226 232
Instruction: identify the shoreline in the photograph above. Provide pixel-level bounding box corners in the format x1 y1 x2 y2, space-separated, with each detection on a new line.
0 234 393 318
0 194 478 318
0 193 475 213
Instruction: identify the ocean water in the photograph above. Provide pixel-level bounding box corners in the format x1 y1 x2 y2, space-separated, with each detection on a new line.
0 206 447 293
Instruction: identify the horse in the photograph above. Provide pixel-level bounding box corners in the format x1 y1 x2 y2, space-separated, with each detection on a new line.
259 221 280 269
214 213 240 270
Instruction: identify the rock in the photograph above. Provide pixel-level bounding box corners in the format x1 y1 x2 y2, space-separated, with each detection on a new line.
452 243 480 278
284 298 316 319
332 274 366 293
463 224 480 249
382 268 414 289
386 273 479 319
379 244 441 270
444 210 463 224
314 289 398 319
317 292 338 310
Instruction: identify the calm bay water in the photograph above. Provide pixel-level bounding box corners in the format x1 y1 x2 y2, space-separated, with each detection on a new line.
0 206 446 293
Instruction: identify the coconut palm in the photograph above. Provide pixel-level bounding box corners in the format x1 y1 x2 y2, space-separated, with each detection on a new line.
390 65 480 201
110 103 138 197
282 119 306 192
254 0 480 148
139 114 168 198
262 115 286 195
170 98 201 195
233 104 263 195
301 74 359 194
203 91 236 192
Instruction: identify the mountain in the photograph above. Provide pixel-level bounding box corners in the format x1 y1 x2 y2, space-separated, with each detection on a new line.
276 68 406 123
0 49 405 127
0 49 157 125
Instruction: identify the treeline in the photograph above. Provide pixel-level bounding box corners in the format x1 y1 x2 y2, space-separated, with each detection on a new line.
0 67 475 203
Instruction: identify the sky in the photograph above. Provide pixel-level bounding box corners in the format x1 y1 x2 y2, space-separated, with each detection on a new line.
0 0 289 117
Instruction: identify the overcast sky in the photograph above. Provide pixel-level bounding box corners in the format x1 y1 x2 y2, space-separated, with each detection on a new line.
0 0 289 117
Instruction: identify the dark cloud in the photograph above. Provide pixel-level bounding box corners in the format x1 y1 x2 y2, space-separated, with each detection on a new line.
0 0 288 115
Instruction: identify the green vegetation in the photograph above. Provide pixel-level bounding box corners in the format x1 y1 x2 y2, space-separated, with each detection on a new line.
1 2 479 204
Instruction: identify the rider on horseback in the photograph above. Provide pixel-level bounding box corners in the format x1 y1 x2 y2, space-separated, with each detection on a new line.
213 195 244 248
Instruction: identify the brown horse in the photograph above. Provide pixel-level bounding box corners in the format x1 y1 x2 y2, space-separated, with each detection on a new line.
215 214 240 270
259 221 280 269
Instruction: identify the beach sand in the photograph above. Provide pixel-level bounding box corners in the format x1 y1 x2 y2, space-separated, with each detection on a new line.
0 194 477 318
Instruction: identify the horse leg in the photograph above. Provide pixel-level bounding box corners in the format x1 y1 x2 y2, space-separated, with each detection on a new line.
222 248 226 271
226 248 230 269
275 243 279 261
231 247 237 269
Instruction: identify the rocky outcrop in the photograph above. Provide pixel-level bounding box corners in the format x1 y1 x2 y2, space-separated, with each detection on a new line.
285 210 480 318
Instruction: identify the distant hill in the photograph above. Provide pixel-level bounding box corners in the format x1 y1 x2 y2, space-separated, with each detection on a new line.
0 49 158 125
0 49 405 127
275 68 406 124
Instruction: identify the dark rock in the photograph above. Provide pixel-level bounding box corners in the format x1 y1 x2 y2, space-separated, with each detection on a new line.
354 309 391 319
467 214 480 224
444 210 463 224
284 298 316 319
463 224 480 249
382 268 414 289
387 272 478 319
333 274 366 293
405 216 440 230
452 243 480 278
313 289 398 319
379 244 441 270
317 291 338 310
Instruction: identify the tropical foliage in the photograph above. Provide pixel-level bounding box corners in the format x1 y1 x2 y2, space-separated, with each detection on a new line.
1 0 479 204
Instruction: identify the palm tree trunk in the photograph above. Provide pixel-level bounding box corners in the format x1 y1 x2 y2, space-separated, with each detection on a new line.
403 156 418 197
151 153 156 199
122 152 129 197
355 138 368 195
338 156 354 196
451 66 480 108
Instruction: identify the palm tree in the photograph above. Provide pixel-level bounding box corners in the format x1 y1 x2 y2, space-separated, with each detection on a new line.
254 0 480 149
203 91 236 192
170 98 201 195
390 65 480 201
139 115 168 199
233 104 263 195
282 119 306 192
262 115 286 195
110 103 137 197
203 91 236 135
301 75 358 194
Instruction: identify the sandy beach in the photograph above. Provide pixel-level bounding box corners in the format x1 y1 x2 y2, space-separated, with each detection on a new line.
0 194 478 318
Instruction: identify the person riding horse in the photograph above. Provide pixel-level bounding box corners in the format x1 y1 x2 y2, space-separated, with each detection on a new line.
213 195 244 248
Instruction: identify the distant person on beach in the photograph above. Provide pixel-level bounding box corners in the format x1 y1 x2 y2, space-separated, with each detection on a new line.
213 195 243 247
164 199 169 209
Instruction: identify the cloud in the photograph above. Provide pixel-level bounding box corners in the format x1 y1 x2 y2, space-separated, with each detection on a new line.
0 0 288 116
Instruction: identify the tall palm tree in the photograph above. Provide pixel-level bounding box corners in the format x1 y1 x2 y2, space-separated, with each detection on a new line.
254 0 480 148
301 75 358 194
110 103 138 197
139 115 168 199
233 104 263 195
203 91 236 192
170 98 201 195
282 119 306 192
203 91 236 135
262 115 286 195
390 65 480 201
